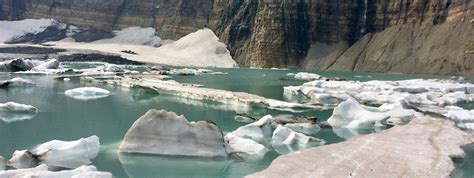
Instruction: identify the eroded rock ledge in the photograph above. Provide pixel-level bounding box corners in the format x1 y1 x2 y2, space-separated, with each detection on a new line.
248 117 474 178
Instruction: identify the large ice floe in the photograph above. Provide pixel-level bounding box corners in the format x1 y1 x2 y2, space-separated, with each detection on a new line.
102 75 323 112
0 164 112 178
284 76 474 130
7 135 100 169
0 102 38 123
250 117 474 177
65 87 111 101
119 109 228 158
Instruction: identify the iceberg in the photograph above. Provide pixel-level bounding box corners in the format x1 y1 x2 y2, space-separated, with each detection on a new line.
294 72 322 81
271 125 325 154
231 115 274 142
0 77 36 88
0 102 38 123
0 164 48 177
285 123 321 135
0 165 112 178
32 59 59 71
119 109 228 158
65 87 111 100
327 99 389 129
0 156 6 170
32 135 100 168
6 136 100 169
224 133 268 160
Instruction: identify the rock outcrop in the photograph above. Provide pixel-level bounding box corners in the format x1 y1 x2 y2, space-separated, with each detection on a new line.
0 0 472 75
248 117 474 177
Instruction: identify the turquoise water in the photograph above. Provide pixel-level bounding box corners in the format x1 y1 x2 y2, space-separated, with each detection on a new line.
0 68 470 178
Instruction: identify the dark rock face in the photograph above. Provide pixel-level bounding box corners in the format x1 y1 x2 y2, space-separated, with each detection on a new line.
0 0 472 75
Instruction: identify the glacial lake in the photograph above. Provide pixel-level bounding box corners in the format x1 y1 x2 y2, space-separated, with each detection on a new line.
0 67 472 178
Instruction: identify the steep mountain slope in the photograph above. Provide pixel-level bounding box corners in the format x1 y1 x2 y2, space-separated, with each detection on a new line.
0 0 472 75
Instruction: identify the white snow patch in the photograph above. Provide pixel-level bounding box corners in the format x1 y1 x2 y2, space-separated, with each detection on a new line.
92 27 162 47
0 19 62 43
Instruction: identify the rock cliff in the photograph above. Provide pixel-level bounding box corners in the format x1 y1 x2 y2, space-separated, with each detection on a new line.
0 0 472 75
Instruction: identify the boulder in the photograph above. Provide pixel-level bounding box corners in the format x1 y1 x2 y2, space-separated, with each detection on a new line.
119 109 228 158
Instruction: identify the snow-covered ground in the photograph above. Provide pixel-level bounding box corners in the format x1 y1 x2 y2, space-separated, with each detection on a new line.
0 19 238 68
0 19 65 43
90 27 162 47
47 28 237 68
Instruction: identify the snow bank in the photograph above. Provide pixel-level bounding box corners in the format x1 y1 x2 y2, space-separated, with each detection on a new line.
48 28 238 68
65 87 111 101
92 27 161 47
0 19 61 43
0 102 38 122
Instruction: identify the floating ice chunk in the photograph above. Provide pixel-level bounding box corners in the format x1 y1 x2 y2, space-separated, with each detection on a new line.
439 91 470 105
30 165 112 178
224 133 268 160
0 77 36 88
197 69 213 73
232 115 274 142
65 87 111 100
271 125 325 154
286 73 295 76
2 58 44 71
444 108 474 123
6 150 38 169
234 114 258 123
104 64 125 73
294 72 322 81
32 59 59 71
285 123 321 135
327 99 389 129
32 135 100 168
0 102 38 123
119 109 228 158
0 164 48 177
0 156 5 170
